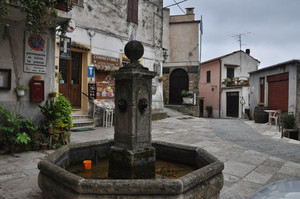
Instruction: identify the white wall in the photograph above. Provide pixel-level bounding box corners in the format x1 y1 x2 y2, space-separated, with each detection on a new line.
249 64 297 118
220 51 259 118
220 87 250 118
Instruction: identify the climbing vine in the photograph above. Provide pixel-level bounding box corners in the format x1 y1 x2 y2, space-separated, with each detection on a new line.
0 0 73 35
0 0 9 28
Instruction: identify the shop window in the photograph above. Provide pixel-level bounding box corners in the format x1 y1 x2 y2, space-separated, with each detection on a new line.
128 0 138 23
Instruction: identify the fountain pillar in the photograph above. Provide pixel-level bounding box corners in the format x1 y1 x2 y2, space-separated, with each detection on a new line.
108 41 157 179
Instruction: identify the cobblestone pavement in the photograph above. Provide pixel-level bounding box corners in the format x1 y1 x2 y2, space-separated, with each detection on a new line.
211 119 300 163
1 115 300 199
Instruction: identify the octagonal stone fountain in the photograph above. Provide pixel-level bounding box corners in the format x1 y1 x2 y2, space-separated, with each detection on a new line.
38 41 224 198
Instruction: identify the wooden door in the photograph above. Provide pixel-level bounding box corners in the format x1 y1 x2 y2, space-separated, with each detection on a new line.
59 52 82 107
169 69 188 104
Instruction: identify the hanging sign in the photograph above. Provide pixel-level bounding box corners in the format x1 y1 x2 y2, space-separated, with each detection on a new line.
88 66 94 77
59 37 71 59
24 32 47 74
67 19 76 33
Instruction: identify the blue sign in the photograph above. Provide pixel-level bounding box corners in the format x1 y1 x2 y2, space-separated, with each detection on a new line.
88 66 94 77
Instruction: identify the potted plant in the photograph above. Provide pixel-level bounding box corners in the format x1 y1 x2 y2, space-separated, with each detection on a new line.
55 71 63 84
181 90 193 104
158 76 166 83
15 83 29 96
206 105 213 118
48 91 57 98
39 134 49 150
62 131 71 144
31 140 40 151
22 117 40 151
48 123 54 134
254 103 268 123
222 78 231 86
54 0 74 12
281 113 295 129
16 132 31 151
0 106 24 153
32 75 42 81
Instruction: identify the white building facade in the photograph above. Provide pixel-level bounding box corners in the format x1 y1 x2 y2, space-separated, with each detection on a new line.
59 0 165 115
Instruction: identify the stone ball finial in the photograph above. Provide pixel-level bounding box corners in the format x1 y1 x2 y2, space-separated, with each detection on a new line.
125 40 144 62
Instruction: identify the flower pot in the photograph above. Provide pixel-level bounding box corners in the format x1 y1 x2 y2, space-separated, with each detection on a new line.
253 106 268 123
32 76 42 81
55 1 68 11
40 143 48 150
17 90 25 96
32 144 40 151
48 128 54 134
48 93 57 98
83 160 92 170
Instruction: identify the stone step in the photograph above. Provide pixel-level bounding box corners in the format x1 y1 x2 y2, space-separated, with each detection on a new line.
72 118 94 127
72 114 91 120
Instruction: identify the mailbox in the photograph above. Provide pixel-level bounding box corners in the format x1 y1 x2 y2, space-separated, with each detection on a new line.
30 80 44 102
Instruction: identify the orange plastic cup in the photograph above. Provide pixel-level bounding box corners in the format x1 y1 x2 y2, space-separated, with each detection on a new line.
83 160 92 170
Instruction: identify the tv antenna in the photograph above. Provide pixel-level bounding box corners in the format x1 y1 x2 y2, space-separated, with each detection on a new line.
232 32 251 51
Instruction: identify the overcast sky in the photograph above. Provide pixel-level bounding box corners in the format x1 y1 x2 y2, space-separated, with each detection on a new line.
163 0 300 68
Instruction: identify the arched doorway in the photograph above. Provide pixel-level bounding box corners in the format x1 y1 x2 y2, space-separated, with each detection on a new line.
169 69 188 104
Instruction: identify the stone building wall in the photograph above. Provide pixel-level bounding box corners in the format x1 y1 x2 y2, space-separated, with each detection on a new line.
163 66 199 117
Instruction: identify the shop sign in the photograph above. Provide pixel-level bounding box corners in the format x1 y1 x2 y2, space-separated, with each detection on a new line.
24 32 47 74
92 54 120 70
59 37 71 59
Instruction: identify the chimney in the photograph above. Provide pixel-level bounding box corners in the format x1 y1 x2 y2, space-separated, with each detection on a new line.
246 49 250 55
186 8 194 15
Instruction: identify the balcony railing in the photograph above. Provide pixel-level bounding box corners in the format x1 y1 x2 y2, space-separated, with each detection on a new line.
222 77 249 87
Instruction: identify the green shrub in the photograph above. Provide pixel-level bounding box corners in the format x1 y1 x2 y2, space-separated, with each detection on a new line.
39 93 73 148
0 106 24 145
206 106 213 115
281 113 295 129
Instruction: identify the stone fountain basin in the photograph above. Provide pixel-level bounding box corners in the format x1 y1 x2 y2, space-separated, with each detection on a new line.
38 139 224 199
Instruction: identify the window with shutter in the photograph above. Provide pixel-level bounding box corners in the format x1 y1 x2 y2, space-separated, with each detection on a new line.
128 0 138 23
206 71 211 83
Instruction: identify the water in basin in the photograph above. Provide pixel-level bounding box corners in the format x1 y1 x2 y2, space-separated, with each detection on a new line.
67 158 196 179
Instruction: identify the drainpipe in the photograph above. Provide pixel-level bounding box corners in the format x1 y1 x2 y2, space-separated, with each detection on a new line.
219 59 222 118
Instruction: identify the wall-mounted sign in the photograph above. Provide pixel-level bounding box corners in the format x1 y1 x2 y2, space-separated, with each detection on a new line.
92 54 120 71
59 37 71 59
88 66 94 77
24 32 47 74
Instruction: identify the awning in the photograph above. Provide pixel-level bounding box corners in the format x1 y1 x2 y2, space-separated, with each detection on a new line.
71 42 90 51
56 41 91 51
94 64 120 71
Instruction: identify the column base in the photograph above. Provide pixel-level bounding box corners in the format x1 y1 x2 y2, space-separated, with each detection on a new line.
108 146 156 179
